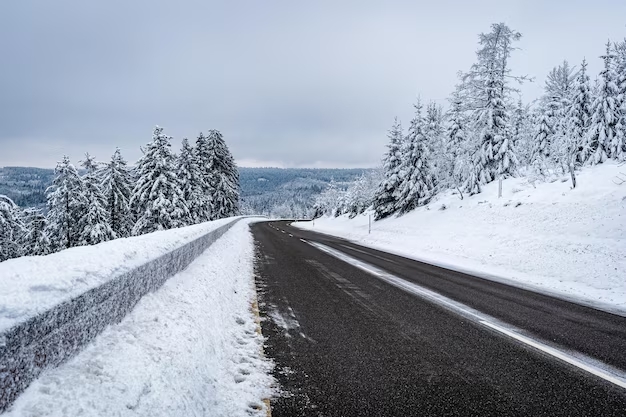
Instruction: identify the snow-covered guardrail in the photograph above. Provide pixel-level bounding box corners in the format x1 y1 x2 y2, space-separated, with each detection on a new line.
0 218 242 412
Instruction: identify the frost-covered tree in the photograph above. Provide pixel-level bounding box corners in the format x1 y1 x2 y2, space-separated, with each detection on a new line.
22 208 50 256
442 88 468 191
101 148 134 238
612 40 626 160
79 153 114 245
0 195 26 262
531 105 554 175
585 42 621 164
194 132 214 222
177 138 205 224
204 130 240 219
344 169 382 218
313 178 345 217
463 23 524 184
46 156 86 250
564 58 593 171
373 117 404 220
394 100 436 214
131 126 189 235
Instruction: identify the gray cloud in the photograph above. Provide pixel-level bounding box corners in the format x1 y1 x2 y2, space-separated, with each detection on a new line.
1 0 625 168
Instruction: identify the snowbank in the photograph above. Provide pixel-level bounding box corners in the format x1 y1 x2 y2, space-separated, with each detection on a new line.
5 219 274 417
0 218 235 334
295 162 626 315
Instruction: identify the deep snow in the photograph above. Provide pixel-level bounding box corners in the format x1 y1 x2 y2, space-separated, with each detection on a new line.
0 217 235 333
5 219 274 417
295 162 626 315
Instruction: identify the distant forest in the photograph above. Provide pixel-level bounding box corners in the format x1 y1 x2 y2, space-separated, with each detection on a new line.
0 166 368 217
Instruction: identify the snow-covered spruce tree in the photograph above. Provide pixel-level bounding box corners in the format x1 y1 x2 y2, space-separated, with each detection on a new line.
205 129 240 220
345 169 381 218
394 99 436 214
462 23 524 186
194 131 213 222
530 104 555 176
510 99 534 167
176 138 205 225
130 126 190 235
584 42 620 164
425 101 447 186
45 156 86 250
101 148 134 238
612 40 626 160
373 117 404 220
556 58 593 187
22 208 50 256
0 195 26 262
79 153 114 245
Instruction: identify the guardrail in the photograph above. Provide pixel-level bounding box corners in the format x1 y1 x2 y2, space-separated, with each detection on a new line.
0 218 242 412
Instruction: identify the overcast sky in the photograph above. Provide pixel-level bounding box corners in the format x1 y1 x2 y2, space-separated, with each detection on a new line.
1 1 625 168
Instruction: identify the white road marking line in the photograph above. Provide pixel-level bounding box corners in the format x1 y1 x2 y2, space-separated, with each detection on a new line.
281 230 285 234
302 239 626 390
289 234 293 237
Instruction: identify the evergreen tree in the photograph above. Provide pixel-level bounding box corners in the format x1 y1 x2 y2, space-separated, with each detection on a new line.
373 117 404 220
130 126 189 235
205 130 240 219
194 131 214 221
444 89 468 190
613 40 626 160
101 148 134 238
585 42 620 164
566 59 593 165
79 153 114 245
531 105 554 174
0 195 26 262
177 138 205 224
463 23 523 184
22 208 50 256
394 100 436 214
45 156 86 250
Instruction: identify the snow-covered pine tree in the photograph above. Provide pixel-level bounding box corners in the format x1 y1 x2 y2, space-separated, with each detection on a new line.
45 156 86 250
394 99 436 214
443 88 468 191
194 131 214 221
531 104 555 175
0 195 26 262
612 40 626 160
463 23 523 184
373 117 404 220
176 138 205 225
79 153 114 245
22 208 50 256
585 42 620 164
101 148 134 238
565 59 593 168
130 126 190 235
205 130 240 220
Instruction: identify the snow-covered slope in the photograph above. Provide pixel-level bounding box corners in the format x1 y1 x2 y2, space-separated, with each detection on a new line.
294 163 626 315
0 217 236 333
5 219 274 417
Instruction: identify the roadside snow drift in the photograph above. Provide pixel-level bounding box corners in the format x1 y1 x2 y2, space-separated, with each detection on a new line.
0 217 234 333
5 219 274 417
295 162 626 315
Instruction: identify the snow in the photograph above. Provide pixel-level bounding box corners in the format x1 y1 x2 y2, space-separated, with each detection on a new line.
0 217 236 334
295 162 626 315
5 218 274 417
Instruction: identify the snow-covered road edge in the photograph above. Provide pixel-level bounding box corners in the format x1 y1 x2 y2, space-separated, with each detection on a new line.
293 222 626 317
5 219 275 417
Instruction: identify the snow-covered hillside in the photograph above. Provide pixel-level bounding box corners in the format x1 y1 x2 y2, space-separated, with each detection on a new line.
295 163 626 315
0 217 235 333
5 219 274 417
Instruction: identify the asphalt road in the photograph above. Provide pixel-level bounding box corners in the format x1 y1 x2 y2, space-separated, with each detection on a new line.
251 220 626 417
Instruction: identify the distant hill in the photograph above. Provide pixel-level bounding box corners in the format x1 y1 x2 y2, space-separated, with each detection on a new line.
0 166 369 217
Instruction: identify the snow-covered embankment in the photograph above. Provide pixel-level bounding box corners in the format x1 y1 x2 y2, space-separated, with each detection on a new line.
1 218 274 416
295 163 626 314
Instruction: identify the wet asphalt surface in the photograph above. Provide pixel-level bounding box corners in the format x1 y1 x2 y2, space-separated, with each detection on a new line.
251 221 626 417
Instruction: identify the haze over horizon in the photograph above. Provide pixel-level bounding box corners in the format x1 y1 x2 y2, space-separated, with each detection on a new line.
1 0 625 169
